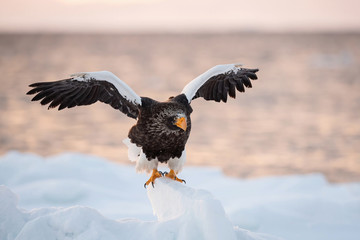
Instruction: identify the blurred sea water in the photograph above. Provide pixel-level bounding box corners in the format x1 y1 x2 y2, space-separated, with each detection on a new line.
0 33 359 182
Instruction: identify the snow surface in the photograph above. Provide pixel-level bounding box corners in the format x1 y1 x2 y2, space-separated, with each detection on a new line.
1 151 360 240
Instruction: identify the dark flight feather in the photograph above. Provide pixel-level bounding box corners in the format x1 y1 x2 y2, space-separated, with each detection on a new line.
27 78 140 119
192 68 258 102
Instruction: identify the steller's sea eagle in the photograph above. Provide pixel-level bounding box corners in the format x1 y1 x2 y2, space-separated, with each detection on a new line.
27 64 258 187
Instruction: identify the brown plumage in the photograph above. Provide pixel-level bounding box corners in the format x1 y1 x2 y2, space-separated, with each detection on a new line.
27 64 259 187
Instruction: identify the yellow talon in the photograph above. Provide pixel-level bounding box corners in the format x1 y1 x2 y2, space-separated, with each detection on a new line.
165 169 186 184
144 169 163 188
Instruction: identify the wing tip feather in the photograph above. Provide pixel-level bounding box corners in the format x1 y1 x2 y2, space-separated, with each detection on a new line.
187 64 259 103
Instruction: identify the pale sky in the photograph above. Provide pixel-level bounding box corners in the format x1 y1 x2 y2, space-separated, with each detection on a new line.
1 0 360 32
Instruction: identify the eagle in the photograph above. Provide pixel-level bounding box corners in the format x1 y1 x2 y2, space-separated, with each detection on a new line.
27 64 258 187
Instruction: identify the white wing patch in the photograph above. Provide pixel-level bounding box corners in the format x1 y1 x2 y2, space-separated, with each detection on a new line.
181 64 242 103
71 71 142 106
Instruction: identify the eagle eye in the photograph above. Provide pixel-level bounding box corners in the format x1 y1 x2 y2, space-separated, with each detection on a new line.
167 116 176 123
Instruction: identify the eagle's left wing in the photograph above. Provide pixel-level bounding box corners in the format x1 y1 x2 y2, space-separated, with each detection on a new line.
181 64 258 103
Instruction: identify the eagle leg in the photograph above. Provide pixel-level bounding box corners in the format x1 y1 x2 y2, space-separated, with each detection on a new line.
144 169 163 188
165 169 186 184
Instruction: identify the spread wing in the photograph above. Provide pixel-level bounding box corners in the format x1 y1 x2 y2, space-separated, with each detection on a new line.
27 71 142 119
181 64 259 103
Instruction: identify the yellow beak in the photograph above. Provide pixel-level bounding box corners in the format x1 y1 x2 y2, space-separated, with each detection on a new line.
175 117 187 131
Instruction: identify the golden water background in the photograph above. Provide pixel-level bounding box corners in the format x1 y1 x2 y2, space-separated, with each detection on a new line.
0 33 359 182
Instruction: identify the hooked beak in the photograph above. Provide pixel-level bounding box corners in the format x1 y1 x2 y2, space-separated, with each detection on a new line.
175 117 187 131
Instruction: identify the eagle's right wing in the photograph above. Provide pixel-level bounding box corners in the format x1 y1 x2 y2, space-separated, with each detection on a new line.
27 71 142 119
